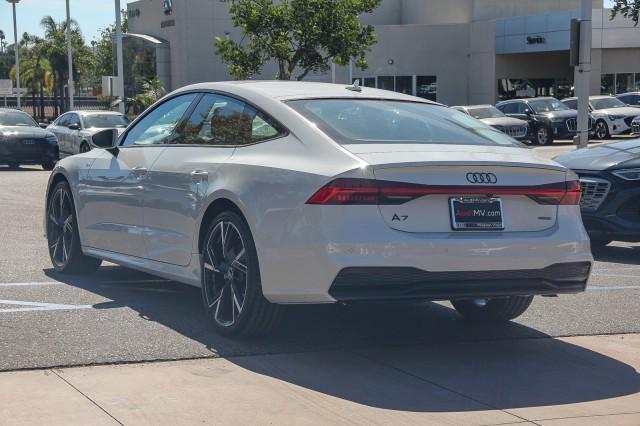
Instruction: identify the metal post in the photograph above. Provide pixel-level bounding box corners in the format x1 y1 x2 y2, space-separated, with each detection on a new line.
115 0 125 113
576 0 592 150
66 0 74 110
10 1 21 109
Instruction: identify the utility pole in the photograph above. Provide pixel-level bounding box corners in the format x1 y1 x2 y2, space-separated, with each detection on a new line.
66 0 74 110
115 0 125 113
7 0 21 109
575 0 592 150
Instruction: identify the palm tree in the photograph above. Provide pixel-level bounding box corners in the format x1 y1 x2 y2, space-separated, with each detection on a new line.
39 16 86 114
10 35 54 119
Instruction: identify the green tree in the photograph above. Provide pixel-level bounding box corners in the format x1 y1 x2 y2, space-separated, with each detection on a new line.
91 11 128 79
215 0 381 80
611 0 640 25
10 33 54 118
39 16 92 112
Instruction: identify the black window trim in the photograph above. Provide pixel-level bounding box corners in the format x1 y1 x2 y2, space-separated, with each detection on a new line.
119 89 290 149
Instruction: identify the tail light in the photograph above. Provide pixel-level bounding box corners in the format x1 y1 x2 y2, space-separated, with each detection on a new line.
306 178 582 206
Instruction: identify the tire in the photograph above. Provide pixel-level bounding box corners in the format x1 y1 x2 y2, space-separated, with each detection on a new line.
534 126 553 145
46 181 102 274
590 238 612 248
42 162 55 171
451 296 534 322
594 120 609 140
200 211 283 337
80 142 91 153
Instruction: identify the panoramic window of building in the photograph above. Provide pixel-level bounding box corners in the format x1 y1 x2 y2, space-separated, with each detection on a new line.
416 76 437 101
498 78 573 101
353 75 437 101
601 73 640 95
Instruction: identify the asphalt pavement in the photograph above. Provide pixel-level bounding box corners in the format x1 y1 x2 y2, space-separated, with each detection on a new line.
0 140 638 371
0 141 639 424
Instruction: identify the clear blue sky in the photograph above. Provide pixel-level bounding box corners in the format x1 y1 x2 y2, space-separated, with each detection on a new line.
0 0 618 45
0 0 137 44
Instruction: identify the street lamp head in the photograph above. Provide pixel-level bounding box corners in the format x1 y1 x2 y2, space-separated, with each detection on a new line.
5 0 21 4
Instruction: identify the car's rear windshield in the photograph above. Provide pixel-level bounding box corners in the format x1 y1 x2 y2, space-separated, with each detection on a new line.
0 111 37 127
287 99 523 147
84 114 130 129
591 97 626 110
466 106 505 119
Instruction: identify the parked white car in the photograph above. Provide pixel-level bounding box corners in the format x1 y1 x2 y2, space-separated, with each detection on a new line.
562 95 640 140
44 81 593 337
47 111 130 156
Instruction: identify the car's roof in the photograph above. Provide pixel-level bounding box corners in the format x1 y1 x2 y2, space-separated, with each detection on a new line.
617 92 640 96
496 97 556 104
590 95 615 100
0 108 29 114
458 104 494 109
65 110 124 116
175 81 441 104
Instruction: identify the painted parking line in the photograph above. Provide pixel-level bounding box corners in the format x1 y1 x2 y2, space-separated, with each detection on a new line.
591 273 640 279
0 299 93 313
587 285 640 291
0 279 171 287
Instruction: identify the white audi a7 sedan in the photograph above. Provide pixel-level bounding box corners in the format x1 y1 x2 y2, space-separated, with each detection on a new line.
45 81 593 336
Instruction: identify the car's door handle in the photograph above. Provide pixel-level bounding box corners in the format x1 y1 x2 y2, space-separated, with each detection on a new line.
132 166 148 178
190 170 209 182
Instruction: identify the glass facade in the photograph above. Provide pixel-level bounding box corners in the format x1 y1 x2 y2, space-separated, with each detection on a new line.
416 76 437 101
353 75 438 101
497 78 573 101
600 73 640 95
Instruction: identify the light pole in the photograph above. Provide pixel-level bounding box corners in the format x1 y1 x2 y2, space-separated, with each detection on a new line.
576 0 592 150
6 0 21 109
65 0 74 110
115 0 125 113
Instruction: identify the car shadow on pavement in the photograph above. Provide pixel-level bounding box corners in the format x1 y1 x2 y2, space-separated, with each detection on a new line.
0 166 45 172
45 265 640 413
593 243 640 265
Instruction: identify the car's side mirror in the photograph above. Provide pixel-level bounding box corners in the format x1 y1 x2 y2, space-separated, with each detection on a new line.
68 123 80 130
39 122 48 129
92 128 119 150
524 109 532 116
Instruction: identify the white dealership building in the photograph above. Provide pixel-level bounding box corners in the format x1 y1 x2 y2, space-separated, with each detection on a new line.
126 0 640 105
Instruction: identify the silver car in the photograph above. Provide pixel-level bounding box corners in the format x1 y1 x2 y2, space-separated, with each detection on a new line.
47 111 129 156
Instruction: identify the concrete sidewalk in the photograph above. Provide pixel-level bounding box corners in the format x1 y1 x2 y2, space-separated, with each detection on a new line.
1 334 639 425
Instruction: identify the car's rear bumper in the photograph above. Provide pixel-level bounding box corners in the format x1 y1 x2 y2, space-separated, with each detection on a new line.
329 262 590 301
257 205 593 304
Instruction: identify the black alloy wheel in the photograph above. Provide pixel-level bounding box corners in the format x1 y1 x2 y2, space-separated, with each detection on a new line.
46 181 102 274
201 211 283 337
594 120 609 140
535 126 553 145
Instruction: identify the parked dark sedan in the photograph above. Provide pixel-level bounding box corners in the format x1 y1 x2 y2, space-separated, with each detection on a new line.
555 139 640 247
451 105 529 141
496 97 593 145
0 109 59 170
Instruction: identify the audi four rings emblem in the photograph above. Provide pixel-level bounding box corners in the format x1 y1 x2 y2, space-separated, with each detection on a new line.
466 172 498 184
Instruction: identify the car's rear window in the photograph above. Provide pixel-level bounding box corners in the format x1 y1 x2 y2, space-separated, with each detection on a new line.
287 99 523 147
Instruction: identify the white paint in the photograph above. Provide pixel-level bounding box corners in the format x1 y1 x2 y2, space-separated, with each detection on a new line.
587 285 640 291
0 279 170 287
0 299 92 313
591 273 640 279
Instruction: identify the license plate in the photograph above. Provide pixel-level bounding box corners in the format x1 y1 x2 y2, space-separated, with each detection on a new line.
450 197 504 231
